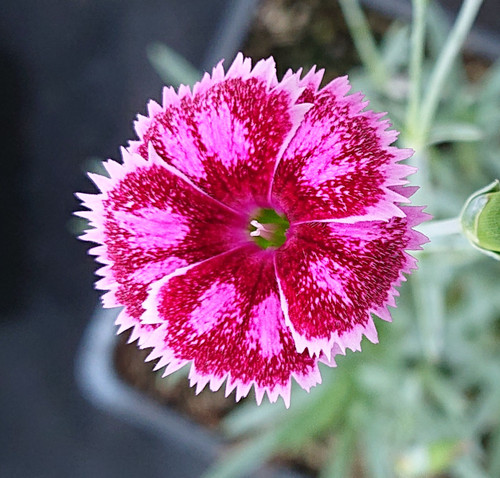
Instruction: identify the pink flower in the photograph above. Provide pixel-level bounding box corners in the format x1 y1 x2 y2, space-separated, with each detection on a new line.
77 54 429 407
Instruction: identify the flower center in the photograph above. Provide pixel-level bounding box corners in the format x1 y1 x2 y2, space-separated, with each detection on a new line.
249 208 290 249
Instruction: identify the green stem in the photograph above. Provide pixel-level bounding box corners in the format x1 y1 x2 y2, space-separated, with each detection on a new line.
418 217 462 239
411 257 446 362
406 0 428 140
415 217 477 256
338 0 387 90
419 0 483 141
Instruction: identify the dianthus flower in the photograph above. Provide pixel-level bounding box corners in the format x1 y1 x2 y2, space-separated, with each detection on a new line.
77 54 429 406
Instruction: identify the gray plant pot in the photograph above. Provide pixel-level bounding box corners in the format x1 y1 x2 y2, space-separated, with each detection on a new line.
76 307 306 478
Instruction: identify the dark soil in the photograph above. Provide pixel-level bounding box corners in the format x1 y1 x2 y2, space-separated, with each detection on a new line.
114 331 244 429
243 0 389 82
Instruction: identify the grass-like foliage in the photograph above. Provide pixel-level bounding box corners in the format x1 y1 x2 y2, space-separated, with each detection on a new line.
202 0 500 477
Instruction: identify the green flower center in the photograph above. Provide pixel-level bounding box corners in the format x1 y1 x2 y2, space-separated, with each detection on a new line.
249 208 290 249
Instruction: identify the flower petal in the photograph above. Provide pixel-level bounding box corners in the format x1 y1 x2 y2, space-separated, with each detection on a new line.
275 212 428 359
77 148 248 338
131 53 310 213
140 245 321 407
272 74 414 223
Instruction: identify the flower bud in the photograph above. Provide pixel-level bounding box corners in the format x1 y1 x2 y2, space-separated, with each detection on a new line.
461 179 500 260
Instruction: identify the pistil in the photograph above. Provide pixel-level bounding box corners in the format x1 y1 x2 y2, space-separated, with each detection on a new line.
249 208 290 249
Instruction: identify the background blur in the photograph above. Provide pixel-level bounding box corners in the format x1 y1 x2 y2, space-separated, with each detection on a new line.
0 1 499 477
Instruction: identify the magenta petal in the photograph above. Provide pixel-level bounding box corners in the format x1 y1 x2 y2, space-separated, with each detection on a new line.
275 214 427 359
78 56 431 406
77 148 248 337
140 246 321 407
131 54 309 213
272 74 414 223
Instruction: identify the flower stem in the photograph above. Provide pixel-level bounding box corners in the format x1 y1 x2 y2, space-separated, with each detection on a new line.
411 256 446 362
338 0 387 90
419 0 483 141
418 217 462 239
406 0 428 141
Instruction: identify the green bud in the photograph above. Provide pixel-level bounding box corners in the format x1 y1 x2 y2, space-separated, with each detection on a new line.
460 179 500 260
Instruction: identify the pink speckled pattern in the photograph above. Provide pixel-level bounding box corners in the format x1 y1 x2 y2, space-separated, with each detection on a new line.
76 148 248 344
141 246 320 407
130 55 309 213
275 213 427 359
272 75 414 223
78 54 429 406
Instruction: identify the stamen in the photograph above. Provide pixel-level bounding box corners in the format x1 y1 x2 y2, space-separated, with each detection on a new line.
250 220 264 237
248 209 290 249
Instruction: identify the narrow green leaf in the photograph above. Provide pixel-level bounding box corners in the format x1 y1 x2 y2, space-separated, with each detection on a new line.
429 122 483 144
380 22 410 73
338 0 387 90
360 416 393 478
223 399 288 438
147 43 200 87
319 427 356 478
420 0 483 138
201 433 279 478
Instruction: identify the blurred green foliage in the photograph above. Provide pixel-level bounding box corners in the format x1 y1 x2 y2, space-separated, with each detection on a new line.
148 1 499 476
202 0 500 477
